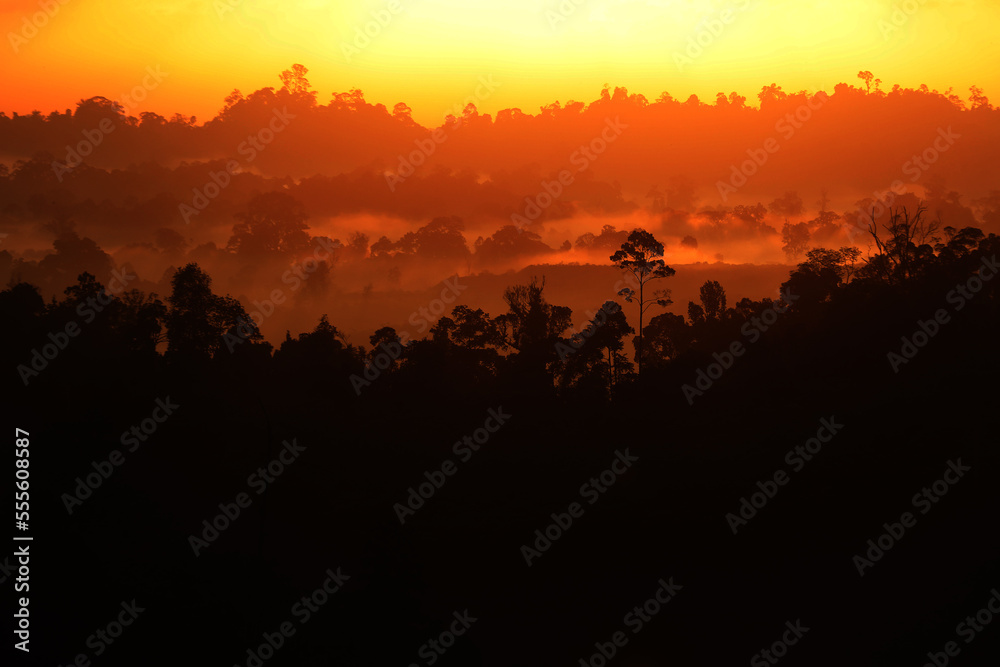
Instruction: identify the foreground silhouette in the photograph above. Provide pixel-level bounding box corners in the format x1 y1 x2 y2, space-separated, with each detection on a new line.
4 209 999 665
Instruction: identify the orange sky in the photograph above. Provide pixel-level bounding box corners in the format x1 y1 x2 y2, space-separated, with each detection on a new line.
2 0 998 126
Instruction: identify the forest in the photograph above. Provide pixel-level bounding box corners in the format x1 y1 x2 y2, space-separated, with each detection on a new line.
5 197 999 666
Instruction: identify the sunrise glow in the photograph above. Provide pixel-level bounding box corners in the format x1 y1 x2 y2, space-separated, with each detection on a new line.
3 0 998 125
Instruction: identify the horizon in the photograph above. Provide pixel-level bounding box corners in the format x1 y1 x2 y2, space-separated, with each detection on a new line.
4 0 1000 126
1 72 994 129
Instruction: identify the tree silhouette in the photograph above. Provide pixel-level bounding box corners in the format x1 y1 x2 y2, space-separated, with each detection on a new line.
862 204 939 283
499 277 571 353
781 222 811 259
449 305 506 351
641 311 690 368
698 280 727 321
37 231 115 288
227 192 312 257
369 218 471 262
935 226 985 263
557 301 634 398
783 247 862 309
687 301 706 327
610 229 675 375
118 289 167 353
496 277 571 391
166 263 260 358
278 64 316 105
858 70 874 94
769 191 804 217
476 225 551 265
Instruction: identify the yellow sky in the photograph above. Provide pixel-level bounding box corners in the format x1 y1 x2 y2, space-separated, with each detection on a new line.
2 0 996 126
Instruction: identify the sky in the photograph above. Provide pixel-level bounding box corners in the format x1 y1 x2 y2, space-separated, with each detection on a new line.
2 0 997 126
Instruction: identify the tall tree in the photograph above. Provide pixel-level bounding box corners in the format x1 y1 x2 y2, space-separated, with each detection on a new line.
610 229 675 375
